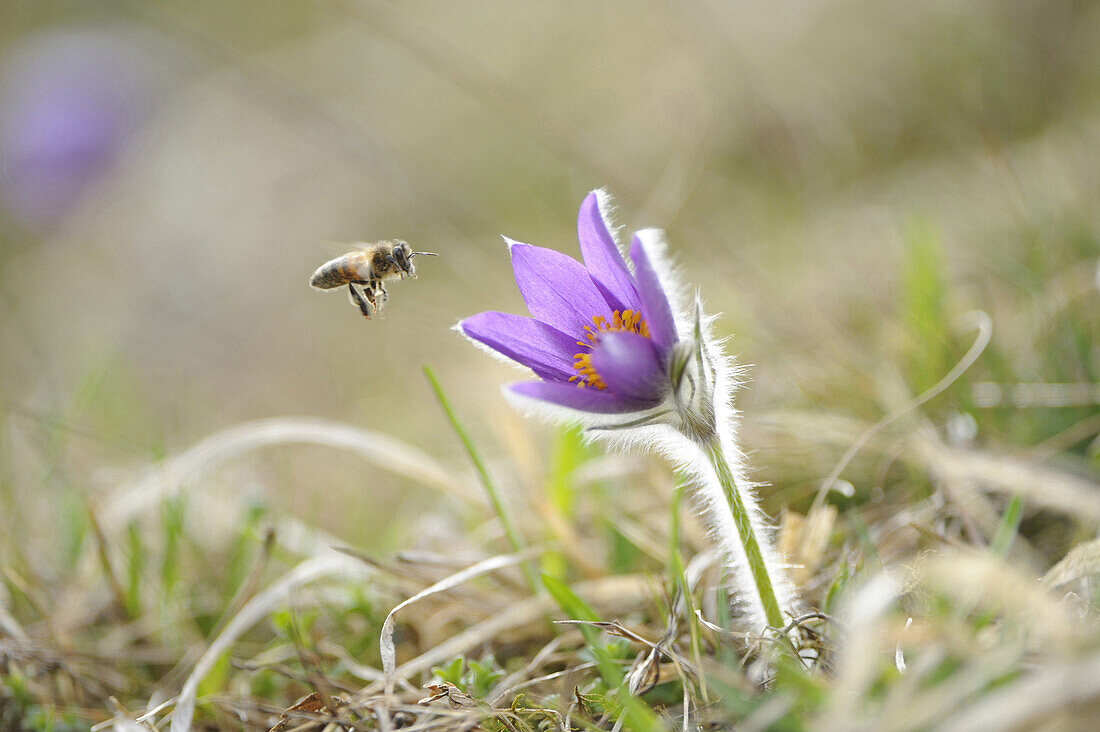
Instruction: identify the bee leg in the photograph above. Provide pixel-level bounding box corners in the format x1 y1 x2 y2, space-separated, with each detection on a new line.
367 279 386 316
347 283 373 319
355 279 379 308
363 285 380 317
376 283 389 313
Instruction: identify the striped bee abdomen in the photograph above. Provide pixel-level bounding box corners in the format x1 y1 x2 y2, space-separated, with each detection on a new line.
310 255 363 289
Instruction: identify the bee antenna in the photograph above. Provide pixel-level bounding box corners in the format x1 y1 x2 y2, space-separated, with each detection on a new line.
410 251 439 258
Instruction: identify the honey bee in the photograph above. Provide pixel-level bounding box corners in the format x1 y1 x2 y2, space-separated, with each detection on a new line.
310 240 437 319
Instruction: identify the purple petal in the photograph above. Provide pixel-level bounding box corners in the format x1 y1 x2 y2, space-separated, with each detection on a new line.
509 241 611 338
509 381 656 414
577 192 640 312
588 331 666 402
459 312 580 381
629 235 679 353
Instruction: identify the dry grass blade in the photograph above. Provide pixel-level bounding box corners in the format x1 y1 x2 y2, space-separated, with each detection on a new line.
379 550 534 696
169 554 370 732
0 580 28 642
104 417 481 527
813 310 993 509
824 546 1094 731
938 650 1100 732
828 570 907 713
1043 537 1100 589
557 618 698 696
779 505 838 587
267 692 350 732
362 574 651 695
919 552 1076 644
913 437 1100 521
102 695 153 732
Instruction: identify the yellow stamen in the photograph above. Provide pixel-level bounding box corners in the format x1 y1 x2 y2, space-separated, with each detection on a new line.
570 309 650 389
572 352 606 389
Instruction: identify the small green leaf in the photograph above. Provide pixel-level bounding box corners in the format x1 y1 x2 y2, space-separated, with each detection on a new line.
431 656 466 688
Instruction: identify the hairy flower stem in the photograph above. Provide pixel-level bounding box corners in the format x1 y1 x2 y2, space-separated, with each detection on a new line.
703 438 785 630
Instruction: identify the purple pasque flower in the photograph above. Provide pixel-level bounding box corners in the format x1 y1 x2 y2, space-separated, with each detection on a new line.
458 191 689 420
458 191 799 635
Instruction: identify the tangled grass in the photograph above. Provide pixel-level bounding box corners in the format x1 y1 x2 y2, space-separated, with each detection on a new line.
3 322 1099 730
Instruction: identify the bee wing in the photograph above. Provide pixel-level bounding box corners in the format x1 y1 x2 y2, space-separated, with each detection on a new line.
318 239 363 258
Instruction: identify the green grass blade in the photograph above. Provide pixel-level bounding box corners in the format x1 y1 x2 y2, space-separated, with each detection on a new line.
669 479 706 699
541 574 664 732
423 364 539 595
991 494 1023 557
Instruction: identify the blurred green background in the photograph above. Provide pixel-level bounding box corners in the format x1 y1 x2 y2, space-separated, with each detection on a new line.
2 0 1098 557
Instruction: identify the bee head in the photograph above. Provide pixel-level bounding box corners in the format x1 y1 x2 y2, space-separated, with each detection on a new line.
388 241 438 279
388 241 415 277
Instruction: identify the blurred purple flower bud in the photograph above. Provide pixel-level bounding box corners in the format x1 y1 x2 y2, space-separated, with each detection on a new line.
0 29 152 227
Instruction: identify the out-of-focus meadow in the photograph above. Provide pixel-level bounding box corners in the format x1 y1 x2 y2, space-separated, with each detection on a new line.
1 1 1099 730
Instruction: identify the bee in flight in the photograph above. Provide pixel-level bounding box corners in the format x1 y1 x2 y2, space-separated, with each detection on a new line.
310 240 437 319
